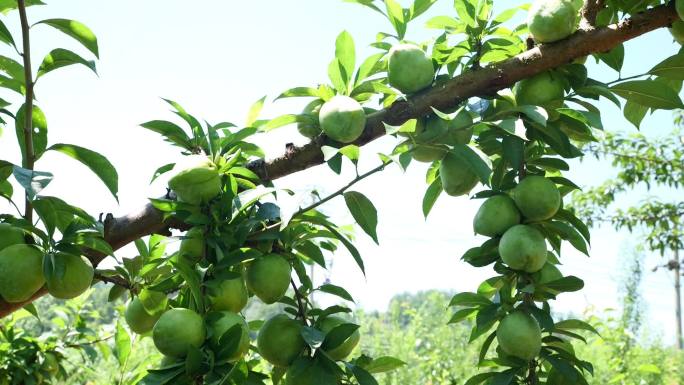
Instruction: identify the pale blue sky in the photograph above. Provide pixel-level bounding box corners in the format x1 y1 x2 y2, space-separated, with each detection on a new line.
0 1 681 343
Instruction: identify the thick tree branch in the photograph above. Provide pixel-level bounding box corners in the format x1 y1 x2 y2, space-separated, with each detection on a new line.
581 0 606 28
0 4 678 318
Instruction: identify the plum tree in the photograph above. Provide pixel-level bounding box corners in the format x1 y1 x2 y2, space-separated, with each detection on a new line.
496 311 542 360
473 195 521 237
387 43 435 93
0 245 45 303
0 0 679 384
319 95 366 143
499 225 548 272
527 0 582 43
257 314 306 367
152 308 206 358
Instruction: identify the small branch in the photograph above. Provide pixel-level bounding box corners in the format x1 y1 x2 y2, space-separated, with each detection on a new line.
17 0 35 224
581 0 606 28
526 359 539 385
291 279 308 326
64 334 113 348
94 272 135 292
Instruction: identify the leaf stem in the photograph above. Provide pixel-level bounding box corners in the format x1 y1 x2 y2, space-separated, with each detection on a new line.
17 0 35 224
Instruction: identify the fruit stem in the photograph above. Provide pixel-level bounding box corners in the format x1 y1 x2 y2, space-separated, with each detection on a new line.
526 359 538 385
17 0 35 225
291 278 309 326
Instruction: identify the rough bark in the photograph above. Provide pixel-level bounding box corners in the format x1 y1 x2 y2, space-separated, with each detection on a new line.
0 4 678 318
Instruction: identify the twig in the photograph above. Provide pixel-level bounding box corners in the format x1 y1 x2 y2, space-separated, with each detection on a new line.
291 279 308 326
64 334 113 348
17 0 35 224
581 0 606 28
251 160 392 236
94 272 135 292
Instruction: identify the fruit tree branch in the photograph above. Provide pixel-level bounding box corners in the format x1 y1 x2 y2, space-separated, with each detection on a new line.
0 4 678 318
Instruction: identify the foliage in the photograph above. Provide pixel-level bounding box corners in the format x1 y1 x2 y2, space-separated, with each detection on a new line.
0 0 682 384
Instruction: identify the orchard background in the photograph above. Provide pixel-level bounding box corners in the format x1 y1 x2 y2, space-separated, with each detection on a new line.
0 0 683 384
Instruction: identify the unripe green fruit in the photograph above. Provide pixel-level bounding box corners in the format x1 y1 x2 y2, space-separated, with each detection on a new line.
445 110 474 145
527 0 580 43
246 254 291 304
473 195 521 237
534 262 562 284
0 245 44 302
153 308 206 358
512 176 561 221
514 72 565 107
499 225 547 273
125 297 164 334
169 161 222 205
0 223 24 252
207 311 250 362
388 44 435 94
497 311 542 360
439 153 479 197
297 100 323 139
320 316 361 360
179 227 205 264
677 0 684 21
411 144 447 163
46 253 94 299
257 314 306 367
671 21 684 45
206 275 249 313
319 95 366 143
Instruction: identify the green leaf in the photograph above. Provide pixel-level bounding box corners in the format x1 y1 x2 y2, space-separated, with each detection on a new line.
48 143 118 201
637 364 661 374
343 191 379 244
623 100 648 129
32 195 96 235
448 307 478 324
610 80 683 110
37 48 97 78
318 283 355 302
246 96 266 127
335 31 355 86
321 223 365 275
351 365 379 385
448 292 492 307
464 372 497 385
554 318 600 336
649 52 684 80
36 19 99 58
545 221 589 256
0 19 14 47
150 163 175 184
140 120 191 149
363 356 406 373
0 55 24 82
422 177 442 218
410 0 438 19
12 166 52 199
543 276 584 293
343 0 386 15
328 58 348 95
138 289 167 315
595 43 624 72
322 323 359 350
114 319 131 366
385 0 407 39
354 53 385 86
275 86 320 100
449 144 492 185
15 104 48 164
